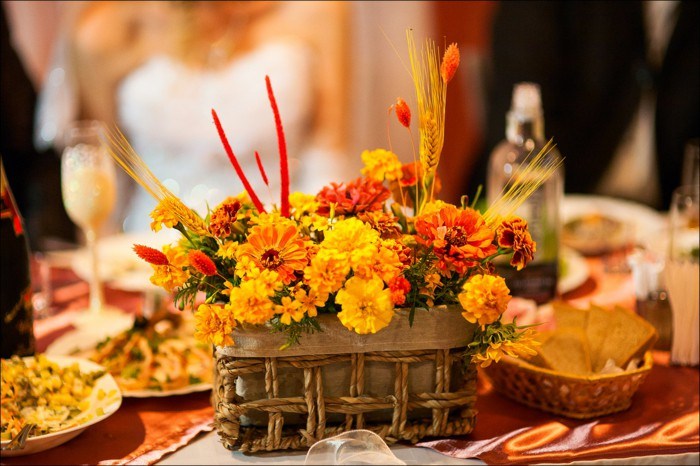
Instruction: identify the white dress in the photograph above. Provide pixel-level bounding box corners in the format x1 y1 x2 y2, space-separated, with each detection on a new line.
115 40 330 232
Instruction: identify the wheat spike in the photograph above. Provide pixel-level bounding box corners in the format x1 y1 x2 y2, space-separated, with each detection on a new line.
102 126 208 235
483 140 562 227
419 112 440 174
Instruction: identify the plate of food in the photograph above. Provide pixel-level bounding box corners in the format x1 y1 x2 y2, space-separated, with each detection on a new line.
1 354 121 456
561 195 666 255
47 310 214 397
70 231 179 292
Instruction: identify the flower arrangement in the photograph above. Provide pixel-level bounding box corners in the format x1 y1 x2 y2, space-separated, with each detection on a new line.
106 31 560 368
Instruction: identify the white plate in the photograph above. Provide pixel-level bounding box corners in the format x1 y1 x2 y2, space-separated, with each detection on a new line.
561 195 666 253
1 356 122 457
123 383 212 398
70 231 180 292
558 246 589 294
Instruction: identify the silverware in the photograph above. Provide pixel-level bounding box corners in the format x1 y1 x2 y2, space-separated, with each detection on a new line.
1 423 36 451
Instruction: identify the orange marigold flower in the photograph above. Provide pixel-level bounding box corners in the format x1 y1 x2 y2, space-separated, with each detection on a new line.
496 216 536 271
395 97 411 128
458 274 511 326
188 249 218 276
389 276 411 306
209 197 242 237
440 43 460 84
237 223 307 284
133 244 169 266
316 177 391 217
414 204 497 275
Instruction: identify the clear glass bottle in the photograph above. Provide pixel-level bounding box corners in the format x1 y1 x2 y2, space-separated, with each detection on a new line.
487 83 564 304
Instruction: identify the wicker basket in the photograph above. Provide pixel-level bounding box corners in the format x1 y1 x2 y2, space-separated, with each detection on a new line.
212 305 478 452
484 351 654 419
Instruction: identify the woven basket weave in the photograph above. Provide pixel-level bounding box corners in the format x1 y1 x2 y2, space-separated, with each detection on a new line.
212 306 478 452
484 351 653 419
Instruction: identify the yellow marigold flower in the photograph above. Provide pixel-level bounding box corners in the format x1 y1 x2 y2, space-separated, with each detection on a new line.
361 149 403 182
305 250 350 296
150 200 179 232
336 276 395 335
217 241 239 259
293 287 327 317
150 244 190 291
275 296 304 325
194 303 235 347
352 244 403 284
458 274 511 326
322 217 379 255
237 222 307 284
229 279 276 325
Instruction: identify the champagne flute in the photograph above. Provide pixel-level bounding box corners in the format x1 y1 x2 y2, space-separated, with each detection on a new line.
60 120 131 331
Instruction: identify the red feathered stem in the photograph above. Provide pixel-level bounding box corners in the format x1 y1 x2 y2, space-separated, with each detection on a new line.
211 109 266 213
254 151 269 186
133 244 169 266
265 75 290 217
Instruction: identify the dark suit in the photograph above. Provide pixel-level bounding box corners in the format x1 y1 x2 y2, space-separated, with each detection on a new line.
0 6 74 248
471 1 700 210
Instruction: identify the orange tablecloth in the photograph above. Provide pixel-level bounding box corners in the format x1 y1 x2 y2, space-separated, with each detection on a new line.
2 257 698 465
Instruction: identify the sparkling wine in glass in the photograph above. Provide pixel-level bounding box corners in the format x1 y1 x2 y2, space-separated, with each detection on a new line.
60 120 131 331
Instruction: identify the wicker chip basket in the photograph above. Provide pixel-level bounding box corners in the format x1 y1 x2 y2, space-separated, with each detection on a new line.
212 305 479 452
484 351 654 419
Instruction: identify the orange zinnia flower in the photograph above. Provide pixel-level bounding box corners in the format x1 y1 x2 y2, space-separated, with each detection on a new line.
414 204 496 275
496 216 536 271
316 177 391 216
237 223 307 284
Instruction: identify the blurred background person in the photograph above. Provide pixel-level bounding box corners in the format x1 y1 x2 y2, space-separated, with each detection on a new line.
33 1 350 232
469 0 700 210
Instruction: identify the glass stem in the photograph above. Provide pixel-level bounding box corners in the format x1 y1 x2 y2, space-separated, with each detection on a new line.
85 228 104 315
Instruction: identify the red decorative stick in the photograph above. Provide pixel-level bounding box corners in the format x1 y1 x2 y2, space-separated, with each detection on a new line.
265 75 290 217
254 151 269 186
211 109 266 213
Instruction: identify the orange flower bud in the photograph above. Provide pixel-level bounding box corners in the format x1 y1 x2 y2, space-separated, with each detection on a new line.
133 244 169 266
395 98 411 128
440 43 460 84
188 250 218 276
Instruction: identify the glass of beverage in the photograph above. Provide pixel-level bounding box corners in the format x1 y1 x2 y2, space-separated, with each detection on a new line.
60 120 129 329
665 184 699 366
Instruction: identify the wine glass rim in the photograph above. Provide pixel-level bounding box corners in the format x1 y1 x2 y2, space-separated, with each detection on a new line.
63 120 106 146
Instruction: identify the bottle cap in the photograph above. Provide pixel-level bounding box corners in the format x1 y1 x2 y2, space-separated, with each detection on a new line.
511 82 542 118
